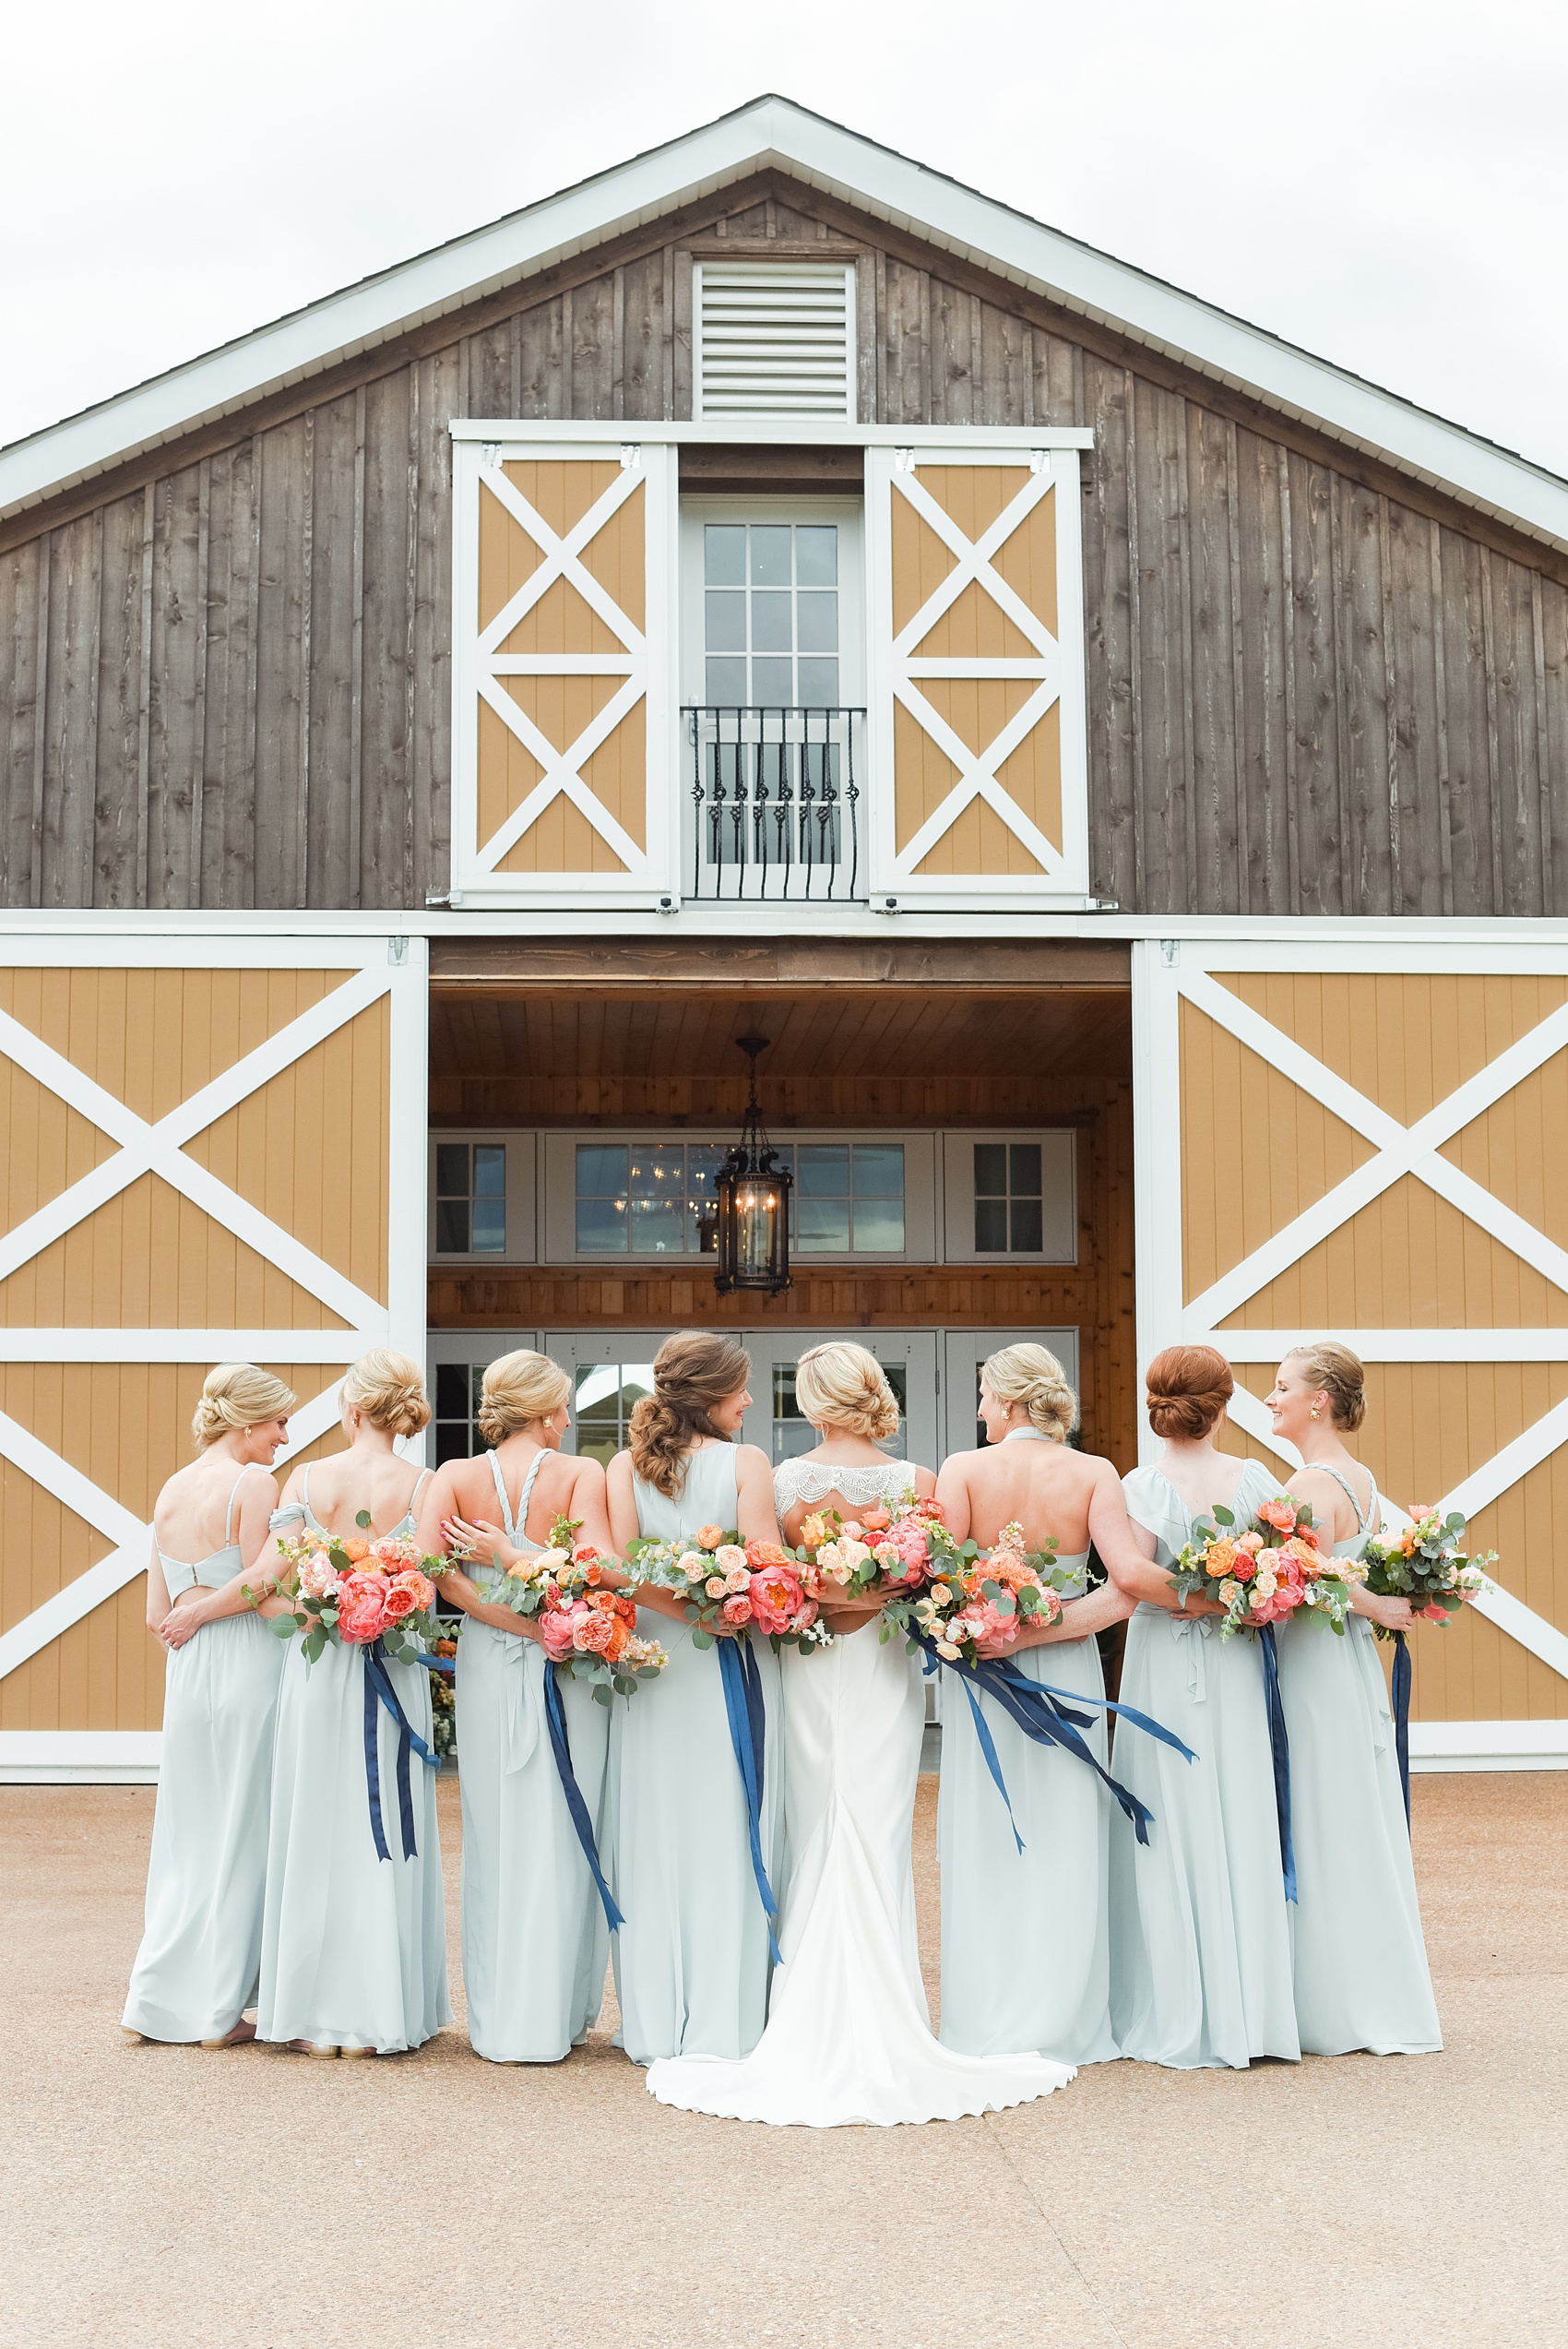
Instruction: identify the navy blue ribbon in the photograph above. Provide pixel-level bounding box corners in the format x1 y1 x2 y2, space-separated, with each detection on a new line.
914 1632 1194 1847
541 1660 625 1933
1257 1625 1297 1902
717 1633 781 1963
1391 1628 1412 1830
361 1640 439 1863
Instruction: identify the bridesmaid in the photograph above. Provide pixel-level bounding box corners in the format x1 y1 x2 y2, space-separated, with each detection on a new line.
123 1364 297 2047
416 1350 614 2064
258 1350 450 2057
1267 1341 1443 2056
1109 1345 1300 2069
605 1330 785 2065
934 1343 1136 2068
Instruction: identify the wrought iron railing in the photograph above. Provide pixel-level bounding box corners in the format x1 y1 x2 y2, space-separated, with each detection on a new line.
682 706 866 902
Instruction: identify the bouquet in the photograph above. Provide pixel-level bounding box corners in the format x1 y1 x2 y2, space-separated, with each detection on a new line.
793 1496 949 1600
883 1517 1071 1666
483 1514 668 1703
1361 1505 1496 1638
1169 1495 1363 1638
262 1514 445 1664
627 1525 829 1653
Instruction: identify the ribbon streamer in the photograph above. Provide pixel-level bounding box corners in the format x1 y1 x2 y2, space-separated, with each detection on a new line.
1391 1628 1412 1830
361 1639 439 1862
540 1660 625 1933
1257 1625 1297 1902
717 1635 781 1963
914 1633 1194 1847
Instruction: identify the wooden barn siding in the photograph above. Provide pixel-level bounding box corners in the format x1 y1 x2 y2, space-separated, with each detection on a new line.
3 186 1566 915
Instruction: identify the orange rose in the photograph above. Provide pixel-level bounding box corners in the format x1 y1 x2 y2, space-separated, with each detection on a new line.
861 1507 892 1533
1205 1538 1239 1580
745 1540 790 1570
695 1525 725 1550
1256 1499 1298 1535
339 1537 371 1564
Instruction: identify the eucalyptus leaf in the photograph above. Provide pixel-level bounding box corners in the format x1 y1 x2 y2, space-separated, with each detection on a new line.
592 1685 612 1707
356 1509 372 1530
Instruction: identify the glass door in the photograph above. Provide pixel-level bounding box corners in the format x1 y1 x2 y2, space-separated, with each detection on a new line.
940 1328 1081 1455
544 1331 667 1467
739 1330 940 1473
426 1329 541 1465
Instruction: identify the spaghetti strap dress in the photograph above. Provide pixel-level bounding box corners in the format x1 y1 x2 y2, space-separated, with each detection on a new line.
1110 1460 1300 2069
257 1467 450 2054
646 1459 1073 2125
936 1432 1117 2067
123 1466 287 2043
457 1448 612 2062
1275 1465 1443 2056
608 1443 784 2065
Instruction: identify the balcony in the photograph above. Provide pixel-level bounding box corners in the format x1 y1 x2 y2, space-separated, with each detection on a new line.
682 705 866 904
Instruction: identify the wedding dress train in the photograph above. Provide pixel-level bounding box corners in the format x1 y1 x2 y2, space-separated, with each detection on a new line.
645 1459 1074 2126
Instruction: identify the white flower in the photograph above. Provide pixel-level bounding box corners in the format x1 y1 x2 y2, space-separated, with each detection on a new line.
936 1640 961 1660
725 1568 750 1594
534 1546 569 1577
705 1577 727 1599
715 1544 747 1574
1218 1579 1241 1607
1253 1568 1277 1600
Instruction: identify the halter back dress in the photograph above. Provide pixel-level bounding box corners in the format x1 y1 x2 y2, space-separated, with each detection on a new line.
457 1445 612 2061
646 1457 1073 2124
608 1442 783 2065
257 1466 450 2054
123 1465 286 2042
1110 1458 1300 2068
1274 1462 1442 2055
937 1428 1120 2067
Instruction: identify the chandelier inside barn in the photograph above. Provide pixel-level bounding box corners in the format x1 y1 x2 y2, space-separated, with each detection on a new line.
713 1035 792 1296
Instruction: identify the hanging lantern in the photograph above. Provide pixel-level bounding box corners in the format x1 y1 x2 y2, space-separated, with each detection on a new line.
714 1034 792 1296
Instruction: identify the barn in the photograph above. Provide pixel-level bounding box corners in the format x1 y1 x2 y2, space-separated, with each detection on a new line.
2 95 1565 1781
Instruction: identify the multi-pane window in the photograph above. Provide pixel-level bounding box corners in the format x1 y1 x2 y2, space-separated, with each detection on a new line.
973 1142 1044 1254
573 1361 658 1469
574 1140 905 1257
704 522 839 707
770 1359 908 1464
433 1362 488 1466
434 1142 505 1255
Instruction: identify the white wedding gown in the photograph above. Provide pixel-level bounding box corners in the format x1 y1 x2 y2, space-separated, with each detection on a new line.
645 1459 1075 2126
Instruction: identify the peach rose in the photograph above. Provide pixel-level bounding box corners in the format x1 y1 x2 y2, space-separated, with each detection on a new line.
389 1568 434 1613
745 1540 790 1570
705 1577 728 1600
721 1594 754 1626
861 1506 892 1533
573 1608 616 1656
382 1580 419 1622
1240 1531 1265 1554
335 1571 389 1644
798 1513 829 1550
695 1525 726 1551
339 1536 372 1564
1204 1538 1240 1580
715 1544 747 1576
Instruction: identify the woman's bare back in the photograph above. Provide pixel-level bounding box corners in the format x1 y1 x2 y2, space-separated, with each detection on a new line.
942 1440 1103 1554
283 1449 427 1541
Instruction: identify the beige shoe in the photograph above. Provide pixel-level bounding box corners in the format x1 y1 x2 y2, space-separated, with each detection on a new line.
306 2041 339 2059
122 2028 146 2045
200 2021 257 2050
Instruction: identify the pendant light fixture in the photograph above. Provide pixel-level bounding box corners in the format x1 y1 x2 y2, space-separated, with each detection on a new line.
714 1034 792 1296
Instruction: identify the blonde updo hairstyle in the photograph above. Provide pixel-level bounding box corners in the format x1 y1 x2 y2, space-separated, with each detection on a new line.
793 1341 900 1442
342 1348 431 1439
981 1341 1077 1444
1285 1340 1367 1434
478 1349 571 1446
629 1330 752 1499
191 1362 299 1450
1145 1343 1233 1441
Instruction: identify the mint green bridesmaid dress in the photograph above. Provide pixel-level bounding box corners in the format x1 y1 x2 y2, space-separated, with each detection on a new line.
1274 1465 1442 2056
1110 1460 1299 2069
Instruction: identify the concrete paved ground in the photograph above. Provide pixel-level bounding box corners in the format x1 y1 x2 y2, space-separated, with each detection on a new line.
2 1771 1563 2349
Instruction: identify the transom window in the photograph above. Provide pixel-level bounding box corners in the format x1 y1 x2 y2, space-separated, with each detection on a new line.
705 522 839 708
573 1140 905 1256
573 1361 657 1468
435 1142 505 1255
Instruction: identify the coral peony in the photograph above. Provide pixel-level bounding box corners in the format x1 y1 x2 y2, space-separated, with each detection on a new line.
1256 1499 1298 1534
748 1563 807 1637
538 1606 579 1660
335 1571 389 1644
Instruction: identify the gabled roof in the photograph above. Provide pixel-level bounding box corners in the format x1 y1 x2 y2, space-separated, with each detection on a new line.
5 93 1567 551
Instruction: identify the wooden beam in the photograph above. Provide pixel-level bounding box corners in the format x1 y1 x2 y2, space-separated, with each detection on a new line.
428 936 1132 991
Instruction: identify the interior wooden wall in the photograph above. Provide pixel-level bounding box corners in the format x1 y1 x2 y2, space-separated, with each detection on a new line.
3 177 1564 918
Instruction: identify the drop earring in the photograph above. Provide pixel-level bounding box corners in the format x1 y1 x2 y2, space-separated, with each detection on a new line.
1310 1405 1321 1420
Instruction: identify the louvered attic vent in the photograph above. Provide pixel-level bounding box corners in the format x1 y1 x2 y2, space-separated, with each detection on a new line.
694 263 856 419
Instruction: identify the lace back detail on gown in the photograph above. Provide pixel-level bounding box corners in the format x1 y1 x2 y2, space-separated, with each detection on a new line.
772 1457 918 1517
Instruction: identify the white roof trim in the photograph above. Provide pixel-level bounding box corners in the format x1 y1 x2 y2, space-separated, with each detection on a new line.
5 95 1567 552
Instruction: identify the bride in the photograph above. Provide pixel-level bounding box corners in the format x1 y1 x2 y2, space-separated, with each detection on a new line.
646 1341 1073 2126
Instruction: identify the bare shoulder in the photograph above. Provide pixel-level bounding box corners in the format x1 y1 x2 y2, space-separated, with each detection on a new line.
734 1442 774 1477
605 1449 635 1492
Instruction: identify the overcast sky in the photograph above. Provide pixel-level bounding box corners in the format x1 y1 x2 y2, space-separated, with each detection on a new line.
5 0 1565 476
